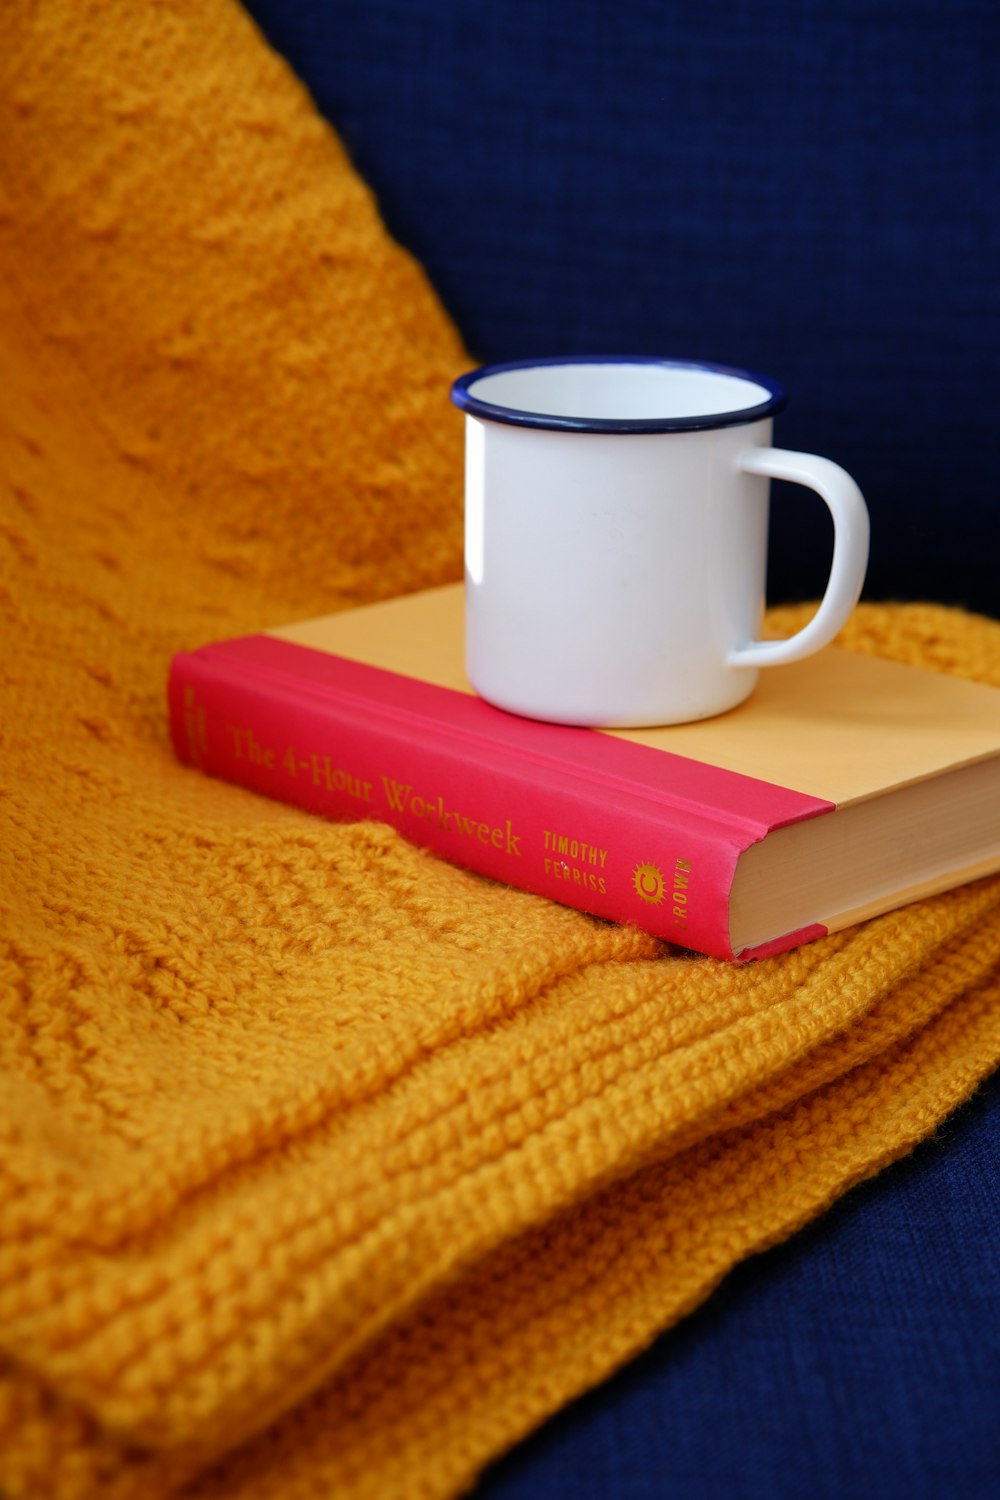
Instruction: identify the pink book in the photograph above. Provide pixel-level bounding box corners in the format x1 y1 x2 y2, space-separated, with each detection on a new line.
168 584 1000 961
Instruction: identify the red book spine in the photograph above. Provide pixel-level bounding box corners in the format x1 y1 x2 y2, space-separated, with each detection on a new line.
167 635 831 961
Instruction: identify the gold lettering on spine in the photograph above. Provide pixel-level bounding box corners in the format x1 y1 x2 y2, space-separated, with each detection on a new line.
228 725 275 768
182 687 207 764
225 726 374 802
380 778 523 858
543 858 607 896
672 858 692 929
542 829 608 867
542 829 610 896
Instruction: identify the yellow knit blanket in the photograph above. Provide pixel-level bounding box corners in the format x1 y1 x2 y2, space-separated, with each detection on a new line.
2 5 999 1498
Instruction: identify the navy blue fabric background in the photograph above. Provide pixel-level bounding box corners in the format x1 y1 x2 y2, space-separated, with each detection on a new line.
476 1074 1000 1500
241 4 1000 1495
245 0 998 618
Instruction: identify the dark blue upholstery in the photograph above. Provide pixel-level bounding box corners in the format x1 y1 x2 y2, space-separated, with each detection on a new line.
241 4 1000 1494
478 1072 1000 1500
245 0 999 618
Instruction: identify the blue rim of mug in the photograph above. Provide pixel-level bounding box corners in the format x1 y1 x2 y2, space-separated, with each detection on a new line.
450 355 788 433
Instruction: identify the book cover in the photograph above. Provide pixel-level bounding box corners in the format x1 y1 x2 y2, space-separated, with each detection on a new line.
168 584 1000 961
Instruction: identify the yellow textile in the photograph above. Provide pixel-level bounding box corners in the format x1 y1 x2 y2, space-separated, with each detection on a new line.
1 4 999 1498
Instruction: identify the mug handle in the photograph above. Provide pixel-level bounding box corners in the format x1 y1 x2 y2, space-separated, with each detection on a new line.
728 447 870 668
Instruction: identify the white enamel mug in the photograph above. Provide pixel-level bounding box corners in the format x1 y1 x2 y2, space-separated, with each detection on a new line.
450 356 870 727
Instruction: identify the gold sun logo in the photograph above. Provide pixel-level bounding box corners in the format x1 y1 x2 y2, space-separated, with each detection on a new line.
632 861 666 905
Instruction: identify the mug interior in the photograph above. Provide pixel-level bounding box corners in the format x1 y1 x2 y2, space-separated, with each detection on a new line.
452 357 785 432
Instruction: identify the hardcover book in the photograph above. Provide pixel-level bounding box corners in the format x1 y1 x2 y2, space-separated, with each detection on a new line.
168 584 1000 962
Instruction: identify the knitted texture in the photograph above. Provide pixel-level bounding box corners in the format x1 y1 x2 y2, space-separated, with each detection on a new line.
1 4 999 1499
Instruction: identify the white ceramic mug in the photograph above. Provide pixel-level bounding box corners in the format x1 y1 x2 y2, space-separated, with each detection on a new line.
451 356 870 727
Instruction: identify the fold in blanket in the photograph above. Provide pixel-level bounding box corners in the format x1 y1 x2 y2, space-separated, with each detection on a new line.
1 4 999 1498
